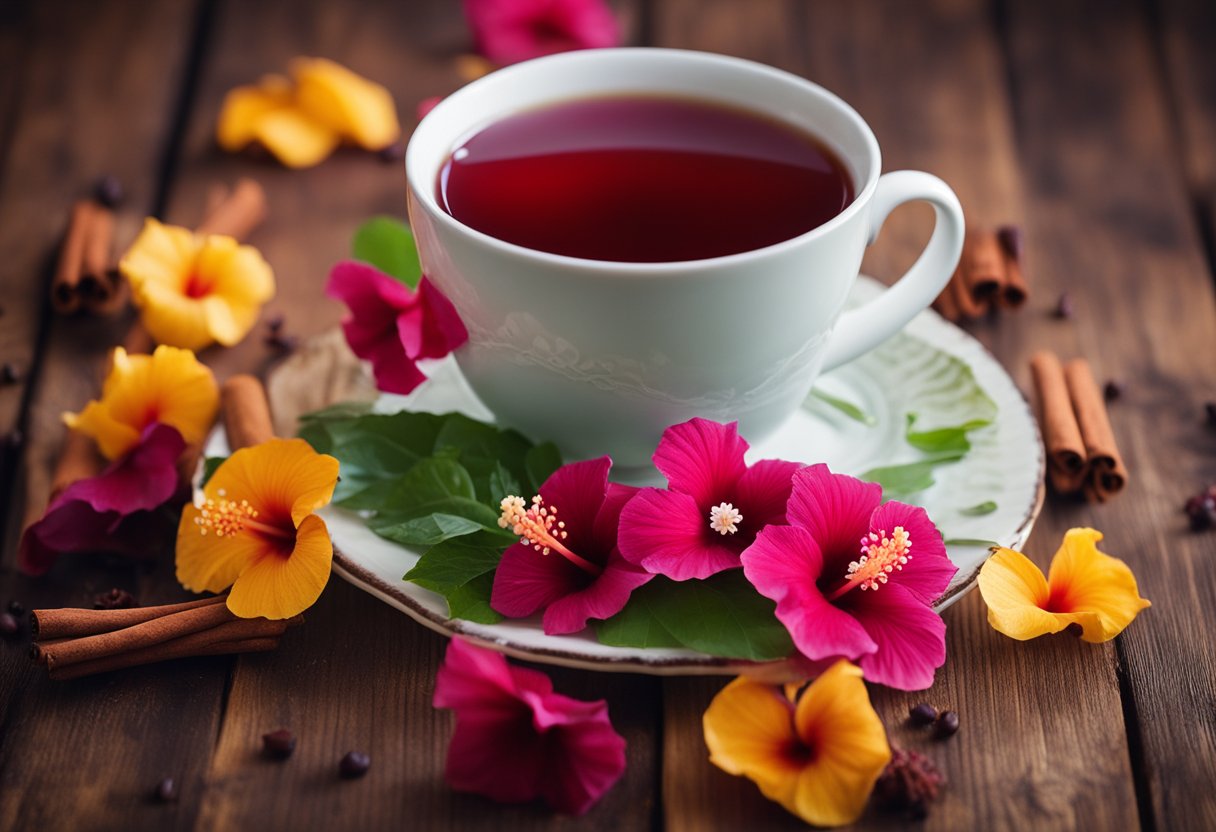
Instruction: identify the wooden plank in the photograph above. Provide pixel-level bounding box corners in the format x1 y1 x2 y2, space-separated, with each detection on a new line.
1003 1 1216 829
654 1 1141 829
0 2 237 830
156 1 659 828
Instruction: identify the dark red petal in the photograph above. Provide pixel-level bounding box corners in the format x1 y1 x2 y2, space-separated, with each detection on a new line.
490 542 585 619
538 457 611 557
732 458 801 535
652 418 748 506
540 551 653 635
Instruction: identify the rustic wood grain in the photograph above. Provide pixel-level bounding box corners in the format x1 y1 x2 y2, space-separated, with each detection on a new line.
653 1 1143 829
1002 1 1216 829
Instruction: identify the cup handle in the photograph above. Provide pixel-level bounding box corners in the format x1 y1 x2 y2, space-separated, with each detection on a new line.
820 171 965 371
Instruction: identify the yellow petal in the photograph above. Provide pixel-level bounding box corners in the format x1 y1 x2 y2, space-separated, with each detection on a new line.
791 661 891 827
133 280 215 350
978 547 1074 640
120 218 198 294
175 503 265 593
63 346 218 460
199 236 276 306
205 439 338 526
216 74 293 151
226 513 333 619
253 107 341 168
291 57 400 149
703 677 803 811
1046 528 1151 643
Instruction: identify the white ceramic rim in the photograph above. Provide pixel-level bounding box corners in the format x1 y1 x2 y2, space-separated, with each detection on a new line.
406 47 883 275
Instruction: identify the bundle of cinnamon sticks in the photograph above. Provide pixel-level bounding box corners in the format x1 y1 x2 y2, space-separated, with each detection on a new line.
30 595 301 680
933 225 1029 322
53 199 121 315
1030 350 1128 502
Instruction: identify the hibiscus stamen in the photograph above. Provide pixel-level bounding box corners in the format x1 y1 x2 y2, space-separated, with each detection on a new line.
827 526 912 600
194 490 293 542
709 502 742 536
498 494 602 577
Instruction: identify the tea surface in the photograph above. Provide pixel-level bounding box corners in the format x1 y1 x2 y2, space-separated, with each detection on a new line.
437 96 854 262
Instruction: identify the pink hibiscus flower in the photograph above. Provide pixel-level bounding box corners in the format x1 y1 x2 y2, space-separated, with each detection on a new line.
491 457 652 635
740 464 958 691
617 418 801 581
434 637 626 814
326 261 468 395
464 0 620 66
18 423 187 576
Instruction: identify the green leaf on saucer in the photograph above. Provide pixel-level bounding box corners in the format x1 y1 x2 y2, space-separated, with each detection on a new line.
524 442 562 491
404 532 506 624
943 538 1001 548
371 505 498 546
897 343 997 448
595 592 683 649
444 573 502 624
960 501 998 516
352 216 421 288
598 573 793 661
860 449 966 498
200 456 227 488
808 388 876 425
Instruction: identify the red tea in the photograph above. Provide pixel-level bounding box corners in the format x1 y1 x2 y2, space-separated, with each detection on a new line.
437 95 854 262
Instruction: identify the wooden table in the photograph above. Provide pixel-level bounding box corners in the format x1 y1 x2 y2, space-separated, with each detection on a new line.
1 1 1214 829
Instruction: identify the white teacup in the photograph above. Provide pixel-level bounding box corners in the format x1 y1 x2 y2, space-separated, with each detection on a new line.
407 48 964 473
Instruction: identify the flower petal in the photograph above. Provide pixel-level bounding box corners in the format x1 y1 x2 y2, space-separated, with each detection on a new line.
216 74 293 151
434 637 534 713
225 513 333 619
490 542 586 619
252 107 342 169
175 504 269 594
63 402 142 461
653 418 748 506
417 277 470 358
63 423 185 515
120 218 197 293
869 500 956 604
465 0 620 65
703 677 803 812
733 458 800 532
617 488 742 580
785 464 881 574
845 584 948 690
741 524 876 661
538 457 611 558
1045 528 1151 643
291 57 401 150
977 547 1071 640
132 278 216 351
205 438 339 527
540 551 653 635
521 690 626 815
791 660 891 827
444 710 545 805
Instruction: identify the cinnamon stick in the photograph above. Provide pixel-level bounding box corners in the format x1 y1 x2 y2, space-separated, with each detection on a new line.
196 178 267 240
49 636 281 681
34 602 239 668
932 278 961 321
31 595 226 640
1029 351 1089 493
77 204 118 313
960 229 1006 306
1064 359 1129 502
950 269 988 319
222 374 275 450
997 225 1028 308
52 201 96 314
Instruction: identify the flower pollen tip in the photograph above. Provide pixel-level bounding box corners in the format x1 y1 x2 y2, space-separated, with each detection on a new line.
709 502 743 536
499 492 602 577
845 526 912 592
195 497 256 538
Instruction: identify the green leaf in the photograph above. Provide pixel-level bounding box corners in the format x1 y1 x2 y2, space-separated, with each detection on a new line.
200 456 227 488
600 574 793 660
372 512 489 547
524 442 562 491
595 592 683 649
959 501 998 516
860 449 965 498
444 573 502 623
943 538 1001 548
808 388 876 425
487 461 521 503
352 216 421 288
895 344 997 443
404 531 505 591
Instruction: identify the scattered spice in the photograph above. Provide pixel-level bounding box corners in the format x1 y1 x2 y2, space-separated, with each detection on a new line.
153 777 178 803
8 600 24 616
908 702 938 726
377 141 406 164
94 175 125 209
266 313 285 334
1103 380 1123 402
262 728 297 760
264 328 299 354
339 751 370 779
996 224 1023 261
873 747 945 821
1184 485 1216 532
0 612 19 637
933 710 960 739
1 363 20 384
1053 292 1074 319
94 588 139 610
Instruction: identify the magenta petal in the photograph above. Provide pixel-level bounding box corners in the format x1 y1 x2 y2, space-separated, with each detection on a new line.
352 321 428 394
417 277 469 358
847 583 948 691
491 542 586 619
869 500 956 604
592 482 638 545
445 710 546 804
741 525 876 661
541 552 653 635
652 418 748 506
434 637 522 712
732 458 801 531
617 488 741 580
785 464 881 571
537 712 626 815
538 457 611 557
327 261 410 325
61 423 184 515
465 0 619 65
